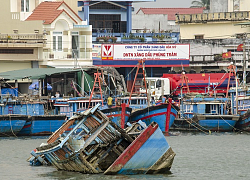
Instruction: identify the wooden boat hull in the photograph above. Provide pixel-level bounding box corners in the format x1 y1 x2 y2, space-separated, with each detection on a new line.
129 104 179 132
0 115 28 136
104 123 175 175
195 115 239 131
29 105 175 174
0 103 45 115
18 115 66 136
237 110 250 132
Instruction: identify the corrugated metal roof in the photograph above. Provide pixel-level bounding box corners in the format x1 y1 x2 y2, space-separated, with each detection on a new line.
0 68 81 81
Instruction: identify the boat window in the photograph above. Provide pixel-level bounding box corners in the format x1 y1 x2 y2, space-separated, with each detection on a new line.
205 104 211 113
131 100 136 104
150 80 155 89
206 104 217 114
184 104 193 113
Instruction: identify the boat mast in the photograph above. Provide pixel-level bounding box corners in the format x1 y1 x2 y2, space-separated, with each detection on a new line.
127 59 149 106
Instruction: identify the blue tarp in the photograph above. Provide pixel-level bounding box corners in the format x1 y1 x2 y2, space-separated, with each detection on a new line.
1 88 18 96
29 82 52 90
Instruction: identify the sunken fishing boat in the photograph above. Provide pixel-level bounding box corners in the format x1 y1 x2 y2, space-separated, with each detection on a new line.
28 104 175 174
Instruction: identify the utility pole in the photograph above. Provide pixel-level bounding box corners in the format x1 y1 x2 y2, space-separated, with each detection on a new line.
243 33 247 87
236 33 248 87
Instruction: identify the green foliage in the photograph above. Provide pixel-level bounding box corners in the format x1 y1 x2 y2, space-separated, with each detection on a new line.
96 36 117 42
110 36 117 42
191 0 210 9
96 36 109 42
140 37 145 42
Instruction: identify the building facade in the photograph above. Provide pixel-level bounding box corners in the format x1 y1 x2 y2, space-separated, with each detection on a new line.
0 0 93 72
175 3 250 82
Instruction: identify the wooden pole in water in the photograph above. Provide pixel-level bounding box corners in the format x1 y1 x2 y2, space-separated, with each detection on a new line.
165 98 172 133
121 103 126 129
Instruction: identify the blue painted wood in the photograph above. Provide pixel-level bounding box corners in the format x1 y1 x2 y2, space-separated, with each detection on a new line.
29 117 66 136
129 104 179 132
198 119 237 131
0 117 26 136
18 121 32 136
117 127 170 174
179 95 239 131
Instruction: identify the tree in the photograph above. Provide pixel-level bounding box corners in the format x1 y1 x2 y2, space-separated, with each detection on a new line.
190 0 210 9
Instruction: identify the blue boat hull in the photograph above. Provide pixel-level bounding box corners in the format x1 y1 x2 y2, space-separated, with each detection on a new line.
18 115 67 136
101 106 132 128
195 115 239 131
129 104 179 132
0 115 27 136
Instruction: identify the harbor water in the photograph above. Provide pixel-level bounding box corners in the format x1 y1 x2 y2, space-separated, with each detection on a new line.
1 132 250 180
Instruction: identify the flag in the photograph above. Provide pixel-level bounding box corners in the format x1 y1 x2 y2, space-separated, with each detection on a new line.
237 44 243 51
222 51 231 58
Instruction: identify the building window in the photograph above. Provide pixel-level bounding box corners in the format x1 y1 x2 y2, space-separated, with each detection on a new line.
90 14 121 33
21 0 29 12
53 32 62 51
195 35 204 39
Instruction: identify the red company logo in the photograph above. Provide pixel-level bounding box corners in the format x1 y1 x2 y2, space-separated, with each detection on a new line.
102 44 113 60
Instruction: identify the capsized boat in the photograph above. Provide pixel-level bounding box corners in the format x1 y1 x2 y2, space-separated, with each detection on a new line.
28 104 175 174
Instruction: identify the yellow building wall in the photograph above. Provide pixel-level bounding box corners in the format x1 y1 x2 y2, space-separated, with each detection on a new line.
0 0 43 34
180 22 250 39
0 62 31 73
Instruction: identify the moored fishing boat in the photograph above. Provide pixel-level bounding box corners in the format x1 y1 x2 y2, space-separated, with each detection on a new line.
0 115 28 136
193 114 239 131
28 104 175 174
229 86 250 132
177 93 239 132
129 100 179 132
18 115 67 136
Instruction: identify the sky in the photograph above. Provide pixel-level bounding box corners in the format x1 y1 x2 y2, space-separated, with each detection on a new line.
132 0 194 12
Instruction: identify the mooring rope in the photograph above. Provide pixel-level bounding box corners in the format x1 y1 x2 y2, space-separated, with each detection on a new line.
9 115 17 137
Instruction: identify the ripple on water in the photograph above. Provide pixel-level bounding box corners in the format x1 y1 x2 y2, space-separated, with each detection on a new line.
0 133 250 180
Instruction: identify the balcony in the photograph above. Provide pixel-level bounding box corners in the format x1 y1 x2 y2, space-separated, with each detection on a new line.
176 11 250 24
0 34 46 48
92 31 180 44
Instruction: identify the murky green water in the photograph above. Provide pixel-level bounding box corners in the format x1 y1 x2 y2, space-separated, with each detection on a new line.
1 132 250 180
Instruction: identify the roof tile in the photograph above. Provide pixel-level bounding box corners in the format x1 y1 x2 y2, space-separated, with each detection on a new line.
26 1 80 24
137 8 204 21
